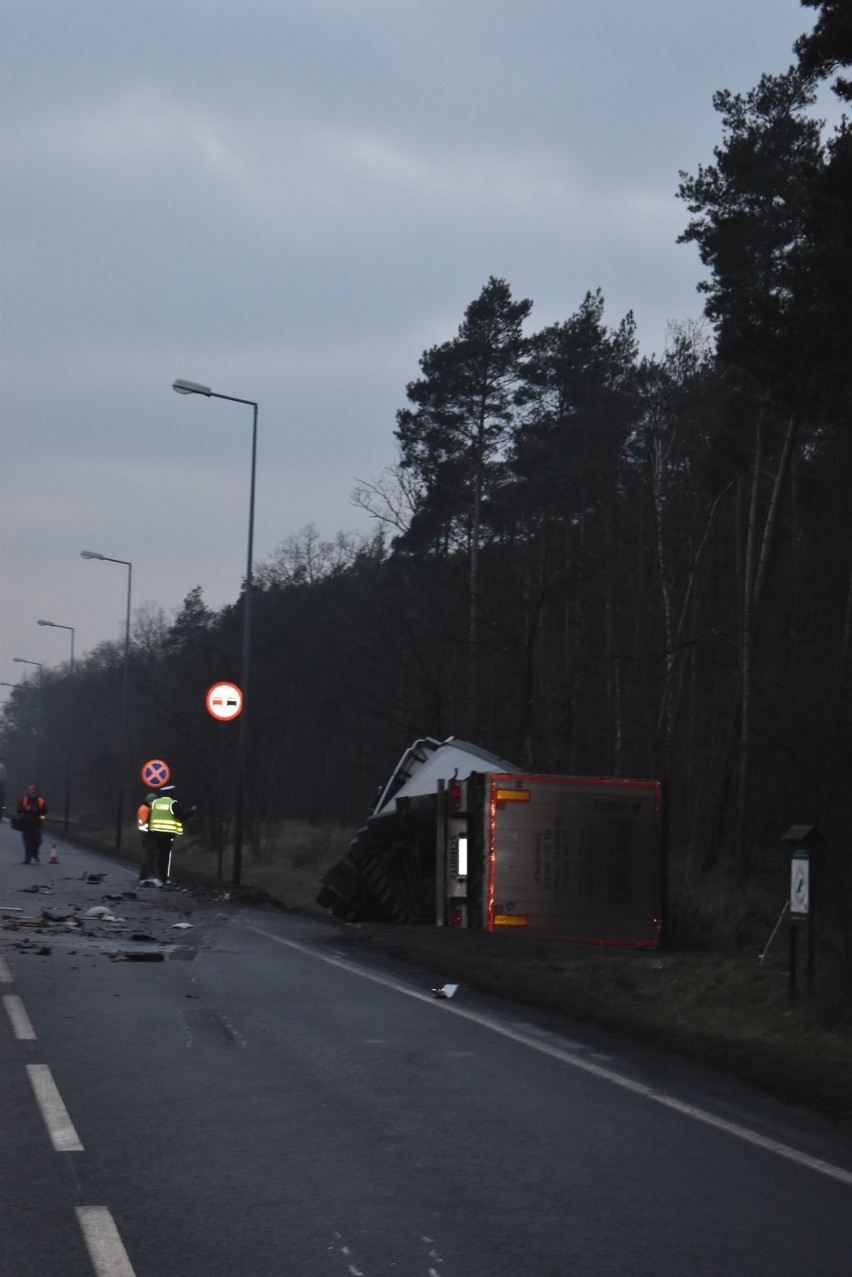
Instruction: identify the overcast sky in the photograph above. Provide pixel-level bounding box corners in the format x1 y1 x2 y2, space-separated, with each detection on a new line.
0 0 826 690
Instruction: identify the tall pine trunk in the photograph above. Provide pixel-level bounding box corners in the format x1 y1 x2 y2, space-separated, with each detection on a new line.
735 403 798 878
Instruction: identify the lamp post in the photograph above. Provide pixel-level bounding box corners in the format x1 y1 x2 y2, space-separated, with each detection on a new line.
80 551 132 849
0 683 15 815
172 378 258 886
12 658 43 787
37 620 75 833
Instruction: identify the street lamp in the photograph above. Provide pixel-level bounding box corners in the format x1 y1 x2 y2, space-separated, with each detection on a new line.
80 551 132 849
173 378 258 886
37 620 75 833
12 658 43 786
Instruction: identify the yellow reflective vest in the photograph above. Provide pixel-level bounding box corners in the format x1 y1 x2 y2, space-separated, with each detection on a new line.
148 795 184 836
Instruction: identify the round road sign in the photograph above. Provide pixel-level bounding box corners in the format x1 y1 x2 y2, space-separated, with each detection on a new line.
206 681 243 721
141 758 171 788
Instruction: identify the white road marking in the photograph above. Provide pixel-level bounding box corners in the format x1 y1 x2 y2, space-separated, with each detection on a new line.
76 1207 137 1277
3 993 36 1039
0 956 12 983
26 1063 84 1151
246 924 852 1189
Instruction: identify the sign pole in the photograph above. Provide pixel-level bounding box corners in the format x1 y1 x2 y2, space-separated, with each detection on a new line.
782 826 822 1005
206 684 243 884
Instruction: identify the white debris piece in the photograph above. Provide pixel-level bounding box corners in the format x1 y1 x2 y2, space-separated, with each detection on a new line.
86 906 114 918
170 922 193 930
432 983 459 999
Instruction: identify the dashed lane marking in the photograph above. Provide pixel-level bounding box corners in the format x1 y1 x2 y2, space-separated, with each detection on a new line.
76 1207 137 1277
0 957 12 983
246 924 852 1190
26 1063 84 1151
3 993 36 1039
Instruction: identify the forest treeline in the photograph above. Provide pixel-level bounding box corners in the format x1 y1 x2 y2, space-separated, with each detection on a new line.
3 3 851 966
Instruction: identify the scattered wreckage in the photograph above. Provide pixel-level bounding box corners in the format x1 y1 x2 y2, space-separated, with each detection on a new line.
0 871 212 964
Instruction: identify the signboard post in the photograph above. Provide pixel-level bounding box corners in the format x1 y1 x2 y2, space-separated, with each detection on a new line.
205 684 242 882
782 825 823 1001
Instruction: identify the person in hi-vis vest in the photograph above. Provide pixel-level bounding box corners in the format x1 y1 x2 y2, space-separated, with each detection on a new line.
137 789 195 884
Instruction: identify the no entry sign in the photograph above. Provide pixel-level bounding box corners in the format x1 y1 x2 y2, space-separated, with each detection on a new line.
141 758 170 788
206 681 242 721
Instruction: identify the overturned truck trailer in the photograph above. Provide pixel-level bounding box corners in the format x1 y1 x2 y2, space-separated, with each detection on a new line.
318 738 665 947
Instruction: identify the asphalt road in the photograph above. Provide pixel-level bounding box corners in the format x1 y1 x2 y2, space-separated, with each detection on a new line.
2 820 851 1277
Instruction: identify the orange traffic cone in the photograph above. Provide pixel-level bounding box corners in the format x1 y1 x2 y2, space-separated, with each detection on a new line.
49 846 59 864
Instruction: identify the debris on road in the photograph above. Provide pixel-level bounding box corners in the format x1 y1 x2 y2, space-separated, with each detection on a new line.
2 864 232 964
41 908 75 923
432 983 459 999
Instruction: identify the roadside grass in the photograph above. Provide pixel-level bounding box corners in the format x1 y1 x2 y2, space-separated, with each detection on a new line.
178 819 351 904
68 817 852 1122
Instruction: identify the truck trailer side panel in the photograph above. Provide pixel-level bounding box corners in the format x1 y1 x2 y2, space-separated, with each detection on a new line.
485 774 663 947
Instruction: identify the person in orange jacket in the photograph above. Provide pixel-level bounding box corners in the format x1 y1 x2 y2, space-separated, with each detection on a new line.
17 784 47 864
137 793 159 881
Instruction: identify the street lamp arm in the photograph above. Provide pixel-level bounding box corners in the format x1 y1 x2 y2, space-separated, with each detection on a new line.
173 379 257 409
173 379 212 396
80 551 131 568
38 620 75 635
